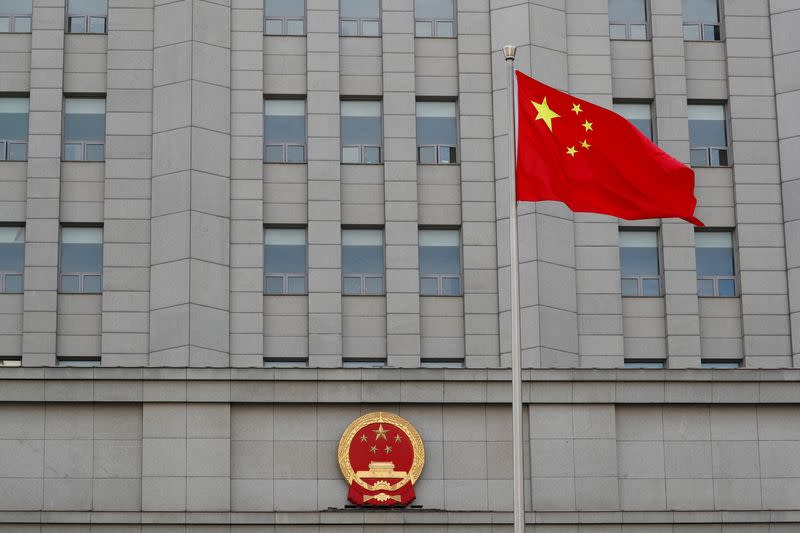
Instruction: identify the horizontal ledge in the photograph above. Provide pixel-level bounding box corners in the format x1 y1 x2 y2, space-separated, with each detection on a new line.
0 509 798 526
0 368 798 404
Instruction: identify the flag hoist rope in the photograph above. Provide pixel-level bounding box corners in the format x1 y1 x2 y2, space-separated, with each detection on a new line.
503 44 525 533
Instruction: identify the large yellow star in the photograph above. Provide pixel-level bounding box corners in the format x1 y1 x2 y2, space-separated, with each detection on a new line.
566 146 577 157
571 103 582 115
372 424 389 441
582 120 593 132
531 97 560 132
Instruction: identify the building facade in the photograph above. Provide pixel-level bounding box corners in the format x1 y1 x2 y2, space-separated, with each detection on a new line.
0 0 799 530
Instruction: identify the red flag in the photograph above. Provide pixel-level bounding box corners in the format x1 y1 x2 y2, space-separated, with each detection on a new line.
514 71 702 226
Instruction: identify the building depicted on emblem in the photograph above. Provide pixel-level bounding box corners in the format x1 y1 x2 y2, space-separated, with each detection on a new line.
0 0 799 531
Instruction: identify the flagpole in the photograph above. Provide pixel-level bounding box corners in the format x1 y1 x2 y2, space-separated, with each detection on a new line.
503 44 525 533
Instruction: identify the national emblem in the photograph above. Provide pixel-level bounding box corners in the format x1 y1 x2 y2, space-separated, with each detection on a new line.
338 412 425 507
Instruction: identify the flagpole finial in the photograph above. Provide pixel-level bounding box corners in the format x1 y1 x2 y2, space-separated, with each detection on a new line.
503 44 516 61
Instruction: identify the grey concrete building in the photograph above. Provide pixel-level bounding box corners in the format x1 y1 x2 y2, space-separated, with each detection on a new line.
0 0 799 531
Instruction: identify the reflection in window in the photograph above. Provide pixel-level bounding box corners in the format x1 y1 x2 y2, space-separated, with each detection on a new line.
619 230 660 297
0 0 32 33
695 231 735 297
264 100 305 163
682 0 720 41
264 0 305 35
608 0 647 40
416 101 457 164
415 0 454 37
341 101 382 164
688 104 728 167
63 97 106 161
340 0 380 36
0 227 24 293
66 0 107 33
60 227 102 294
264 228 307 294
0 97 29 161
342 229 384 295
613 102 652 140
419 229 461 296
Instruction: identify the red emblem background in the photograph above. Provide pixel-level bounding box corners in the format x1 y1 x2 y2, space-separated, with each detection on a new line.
338 412 425 506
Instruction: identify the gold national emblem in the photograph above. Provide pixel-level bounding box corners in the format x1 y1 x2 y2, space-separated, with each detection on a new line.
338 411 425 506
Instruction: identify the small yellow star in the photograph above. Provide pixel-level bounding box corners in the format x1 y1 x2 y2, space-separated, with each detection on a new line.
370 445 378 453
360 434 367 443
566 146 578 157
531 96 561 132
571 103 582 115
384 445 393 454
394 434 402 443
580 139 590 150
373 424 389 441
582 120 593 132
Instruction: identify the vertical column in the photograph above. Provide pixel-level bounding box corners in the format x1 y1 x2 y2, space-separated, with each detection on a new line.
771 0 800 366
566 0 624 368
230 0 265 367
306 0 342 367
102 0 154 366
22 0 65 366
459 0 500 367
150 0 231 367
652 0 701 367
383 0 420 367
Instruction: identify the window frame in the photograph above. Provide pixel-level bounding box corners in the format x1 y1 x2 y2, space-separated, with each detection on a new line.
58 225 103 294
264 97 307 164
619 228 663 298
0 356 22 367
339 0 381 37
414 0 456 38
0 225 24 294
341 227 385 296
264 0 306 36
62 96 106 162
340 99 384 164
608 0 649 41
418 227 463 296
65 0 108 34
695 229 737 298
688 101 730 168
682 0 723 41
416 99 459 165
0 96 29 162
263 226 308 295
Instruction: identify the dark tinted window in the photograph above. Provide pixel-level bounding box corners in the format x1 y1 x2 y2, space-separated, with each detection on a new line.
341 101 381 145
419 230 460 275
619 230 660 296
342 229 383 274
688 104 726 148
265 228 306 274
416 101 457 146
64 98 105 142
0 227 24 292
613 103 652 140
0 98 28 141
61 227 102 273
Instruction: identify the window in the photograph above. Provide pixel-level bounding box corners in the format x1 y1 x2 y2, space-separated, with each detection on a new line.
421 358 464 368
701 360 741 368
264 358 307 368
264 0 304 35
624 360 665 369
613 102 652 140
66 0 107 33
695 231 735 297
57 357 100 367
417 101 457 164
683 0 720 41
0 97 28 161
264 228 306 294
341 100 382 164
0 357 22 367
0 227 24 293
342 359 385 368
415 0 454 37
609 0 647 40
60 227 102 293
340 0 380 36
688 104 728 167
342 229 384 295
0 0 32 33
619 230 660 297
419 229 461 295
264 100 305 163
63 97 105 161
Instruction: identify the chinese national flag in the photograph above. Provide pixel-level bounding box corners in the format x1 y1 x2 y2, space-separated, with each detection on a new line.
515 71 702 226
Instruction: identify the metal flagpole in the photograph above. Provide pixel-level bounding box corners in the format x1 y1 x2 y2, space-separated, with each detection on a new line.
503 44 525 533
